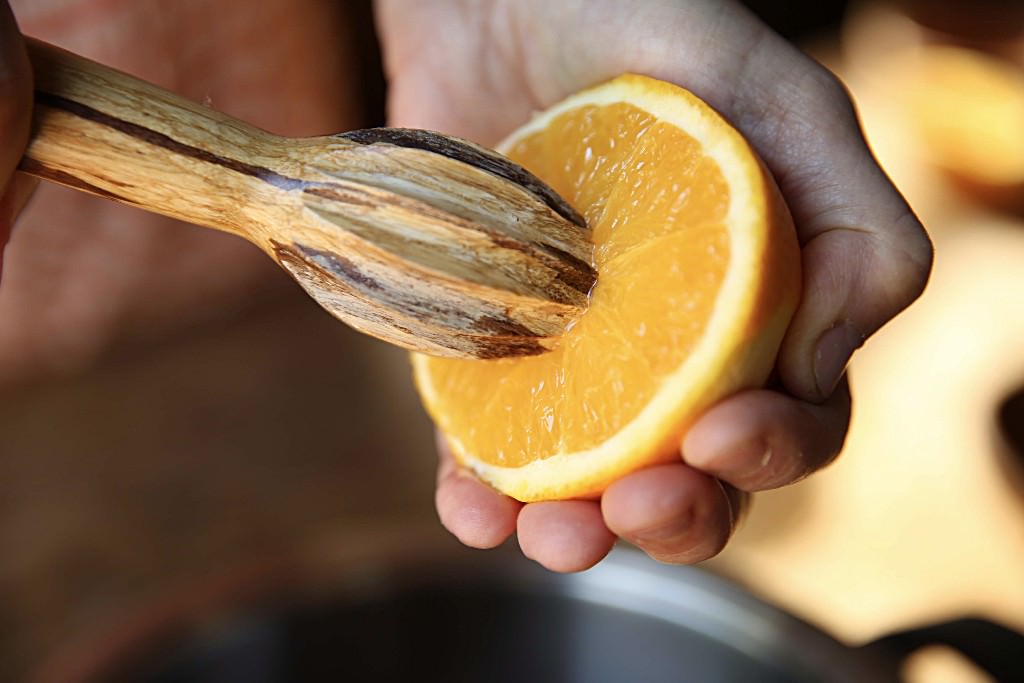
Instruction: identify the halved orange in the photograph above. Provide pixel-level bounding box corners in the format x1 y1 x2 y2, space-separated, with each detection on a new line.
412 74 801 502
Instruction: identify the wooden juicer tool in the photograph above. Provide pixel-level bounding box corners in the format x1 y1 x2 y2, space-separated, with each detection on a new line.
19 39 595 359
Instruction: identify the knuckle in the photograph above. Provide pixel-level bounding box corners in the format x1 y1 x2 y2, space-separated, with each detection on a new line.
806 63 853 111
790 64 858 139
892 215 934 299
874 213 934 312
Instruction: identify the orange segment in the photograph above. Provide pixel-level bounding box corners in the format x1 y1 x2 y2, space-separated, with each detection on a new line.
412 74 801 502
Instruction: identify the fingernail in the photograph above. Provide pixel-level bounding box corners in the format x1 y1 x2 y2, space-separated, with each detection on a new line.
682 433 767 482
631 511 694 545
813 321 863 398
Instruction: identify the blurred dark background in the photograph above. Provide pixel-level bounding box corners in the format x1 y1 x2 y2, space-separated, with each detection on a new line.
745 0 849 40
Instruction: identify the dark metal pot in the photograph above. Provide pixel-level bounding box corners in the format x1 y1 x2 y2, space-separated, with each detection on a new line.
91 541 1024 683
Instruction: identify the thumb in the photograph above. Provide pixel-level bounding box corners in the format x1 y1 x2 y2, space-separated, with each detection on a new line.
774 125 933 402
0 1 32 265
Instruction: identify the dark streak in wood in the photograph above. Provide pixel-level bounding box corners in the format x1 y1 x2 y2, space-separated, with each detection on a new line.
303 185 378 210
34 90 309 192
271 239 550 358
472 315 537 338
537 244 598 296
294 244 383 292
470 336 547 359
339 127 587 230
473 230 595 304
19 156 127 202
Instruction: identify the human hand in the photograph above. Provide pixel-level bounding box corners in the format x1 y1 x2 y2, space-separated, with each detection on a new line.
376 0 933 571
0 0 364 386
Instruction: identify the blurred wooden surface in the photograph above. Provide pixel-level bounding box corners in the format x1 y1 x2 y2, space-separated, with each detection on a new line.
0 267 438 681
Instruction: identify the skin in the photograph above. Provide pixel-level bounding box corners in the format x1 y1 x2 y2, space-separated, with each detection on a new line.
1 1 932 573
378 0 929 571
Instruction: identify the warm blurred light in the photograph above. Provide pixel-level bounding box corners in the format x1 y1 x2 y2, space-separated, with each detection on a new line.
903 46 1024 183
711 0 1024 672
904 646 995 683
842 0 1024 208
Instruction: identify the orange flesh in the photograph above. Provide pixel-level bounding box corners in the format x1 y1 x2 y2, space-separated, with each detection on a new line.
425 103 730 466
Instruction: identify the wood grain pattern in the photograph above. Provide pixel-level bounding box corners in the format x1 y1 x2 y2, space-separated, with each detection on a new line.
20 39 594 358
